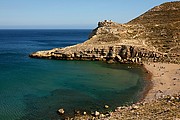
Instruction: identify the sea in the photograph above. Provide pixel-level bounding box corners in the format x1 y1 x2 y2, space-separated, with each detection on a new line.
0 29 147 120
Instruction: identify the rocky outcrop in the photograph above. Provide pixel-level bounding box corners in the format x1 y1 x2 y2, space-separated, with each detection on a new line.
58 108 65 114
29 1 180 64
29 44 169 64
73 94 180 120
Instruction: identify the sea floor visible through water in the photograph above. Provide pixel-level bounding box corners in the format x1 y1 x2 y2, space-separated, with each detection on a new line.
0 29 148 120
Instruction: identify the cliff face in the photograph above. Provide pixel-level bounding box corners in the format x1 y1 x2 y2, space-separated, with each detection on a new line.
30 1 180 64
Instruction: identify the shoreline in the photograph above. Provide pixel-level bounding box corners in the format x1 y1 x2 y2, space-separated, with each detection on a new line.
28 1 180 118
137 63 153 102
58 62 153 119
72 62 180 119
143 62 180 102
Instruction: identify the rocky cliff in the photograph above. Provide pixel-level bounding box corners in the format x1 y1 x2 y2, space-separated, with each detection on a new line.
30 1 180 64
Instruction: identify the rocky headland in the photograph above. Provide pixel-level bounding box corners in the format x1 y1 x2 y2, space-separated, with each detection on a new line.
30 1 180 64
29 1 180 120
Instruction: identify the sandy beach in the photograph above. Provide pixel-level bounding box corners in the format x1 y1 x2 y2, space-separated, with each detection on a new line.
105 63 180 119
144 63 180 102
74 63 180 119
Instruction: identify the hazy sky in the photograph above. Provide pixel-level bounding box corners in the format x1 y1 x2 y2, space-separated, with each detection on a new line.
0 0 176 29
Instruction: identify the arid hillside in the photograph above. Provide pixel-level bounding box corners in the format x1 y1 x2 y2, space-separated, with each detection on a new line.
129 1 180 58
30 1 180 63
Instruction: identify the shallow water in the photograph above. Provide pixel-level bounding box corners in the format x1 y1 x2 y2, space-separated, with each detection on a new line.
0 30 146 120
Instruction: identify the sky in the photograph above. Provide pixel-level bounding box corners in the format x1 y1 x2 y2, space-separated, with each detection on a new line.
0 0 176 29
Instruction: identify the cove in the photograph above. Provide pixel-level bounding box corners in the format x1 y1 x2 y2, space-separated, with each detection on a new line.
0 30 147 120
17 59 147 120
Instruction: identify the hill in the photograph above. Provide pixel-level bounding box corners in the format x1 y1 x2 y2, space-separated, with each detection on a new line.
129 1 180 59
30 1 180 64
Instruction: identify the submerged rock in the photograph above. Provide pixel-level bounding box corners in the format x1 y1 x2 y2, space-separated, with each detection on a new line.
104 105 109 109
58 108 65 114
74 94 180 120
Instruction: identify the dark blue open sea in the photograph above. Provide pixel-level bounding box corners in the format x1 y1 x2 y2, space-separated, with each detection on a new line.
0 29 147 120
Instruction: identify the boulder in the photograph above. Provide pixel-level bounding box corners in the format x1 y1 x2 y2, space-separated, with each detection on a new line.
104 105 109 109
95 111 100 116
58 108 65 114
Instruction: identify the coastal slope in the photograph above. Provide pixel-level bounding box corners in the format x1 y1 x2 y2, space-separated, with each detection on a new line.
30 1 180 64
29 1 180 119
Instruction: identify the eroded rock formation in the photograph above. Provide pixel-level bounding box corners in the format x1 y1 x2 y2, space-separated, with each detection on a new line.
30 1 180 64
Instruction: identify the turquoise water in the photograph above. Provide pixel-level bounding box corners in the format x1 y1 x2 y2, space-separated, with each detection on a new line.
0 30 146 120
